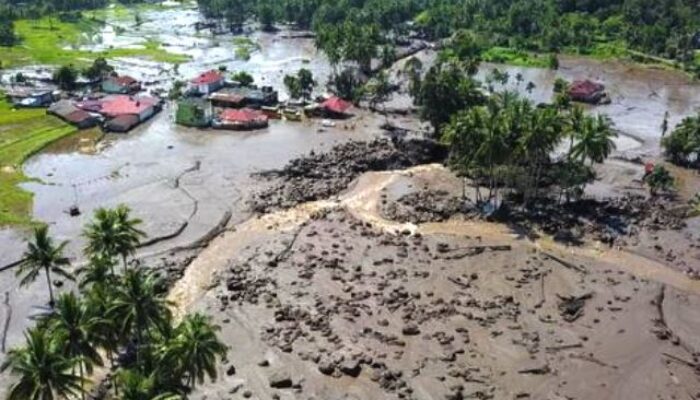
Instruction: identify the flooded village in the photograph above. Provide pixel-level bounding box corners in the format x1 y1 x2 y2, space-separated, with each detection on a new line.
1 1 700 399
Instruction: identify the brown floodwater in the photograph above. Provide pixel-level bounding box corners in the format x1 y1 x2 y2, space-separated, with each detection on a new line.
2 3 700 376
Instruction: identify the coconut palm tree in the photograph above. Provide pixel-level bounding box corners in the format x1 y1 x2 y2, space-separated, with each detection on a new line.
1 327 83 400
45 292 105 400
83 283 121 395
570 114 617 165
118 370 182 400
518 106 565 203
16 226 72 307
161 313 228 389
83 207 119 271
76 254 116 290
83 205 145 273
109 268 172 369
113 205 146 271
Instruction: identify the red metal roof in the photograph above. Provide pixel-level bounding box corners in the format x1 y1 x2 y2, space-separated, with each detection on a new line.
100 95 157 117
191 70 224 85
569 80 604 97
220 108 267 122
322 96 352 114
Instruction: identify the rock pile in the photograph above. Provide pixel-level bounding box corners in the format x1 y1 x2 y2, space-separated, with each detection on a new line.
251 139 447 213
381 189 474 223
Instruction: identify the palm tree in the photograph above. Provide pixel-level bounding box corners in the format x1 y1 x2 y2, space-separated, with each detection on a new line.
83 207 119 271
83 284 121 395
109 268 172 369
518 106 564 203
113 205 146 271
161 314 228 389
83 205 145 273
45 293 105 400
16 226 72 307
570 114 617 165
1 327 84 400
76 254 116 290
118 370 181 400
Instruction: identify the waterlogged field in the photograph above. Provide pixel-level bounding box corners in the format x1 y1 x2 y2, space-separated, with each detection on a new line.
1 14 189 68
0 99 77 226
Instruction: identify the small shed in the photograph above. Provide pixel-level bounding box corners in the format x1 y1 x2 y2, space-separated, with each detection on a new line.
320 96 352 118
176 98 212 128
102 75 141 94
213 108 269 130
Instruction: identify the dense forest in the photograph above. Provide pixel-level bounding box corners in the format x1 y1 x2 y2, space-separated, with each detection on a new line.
196 0 700 74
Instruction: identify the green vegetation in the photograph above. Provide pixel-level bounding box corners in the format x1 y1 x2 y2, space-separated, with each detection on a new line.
0 98 77 227
16 225 72 306
481 47 550 68
233 37 259 61
196 0 700 75
283 68 315 102
645 165 675 196
662 112 700 169
442 86 616 206
2 206 229 400
231 71 254 86
0 16 188 68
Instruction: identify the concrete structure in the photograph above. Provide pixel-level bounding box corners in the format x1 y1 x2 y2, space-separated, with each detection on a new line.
176 98 212 128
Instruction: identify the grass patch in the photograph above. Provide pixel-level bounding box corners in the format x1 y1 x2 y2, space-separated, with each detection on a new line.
481 47 550 68
0 98 77 227
1 16 189 68
233 36 259 61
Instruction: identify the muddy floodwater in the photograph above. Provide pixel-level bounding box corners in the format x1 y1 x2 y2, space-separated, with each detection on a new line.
2 3 700 397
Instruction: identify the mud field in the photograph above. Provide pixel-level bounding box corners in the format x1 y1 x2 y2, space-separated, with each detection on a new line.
2 3 700 398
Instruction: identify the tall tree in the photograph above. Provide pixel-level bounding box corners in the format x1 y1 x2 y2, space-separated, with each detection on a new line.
45 292 105 399
1 327 83 400
113 205 146 271
17 226 72 307
414 60 484 136
570 114 617 165
161 314 228 389
109 268 172 369
83 205 145 272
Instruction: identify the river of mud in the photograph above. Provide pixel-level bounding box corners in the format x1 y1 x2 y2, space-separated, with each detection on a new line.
2 2 700 397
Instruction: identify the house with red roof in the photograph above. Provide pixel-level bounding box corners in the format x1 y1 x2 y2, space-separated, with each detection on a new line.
213 108 268 130
102 75 141 94
320 96 352 118
190 70 225 95
568 80 608 104
100 95 159 121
